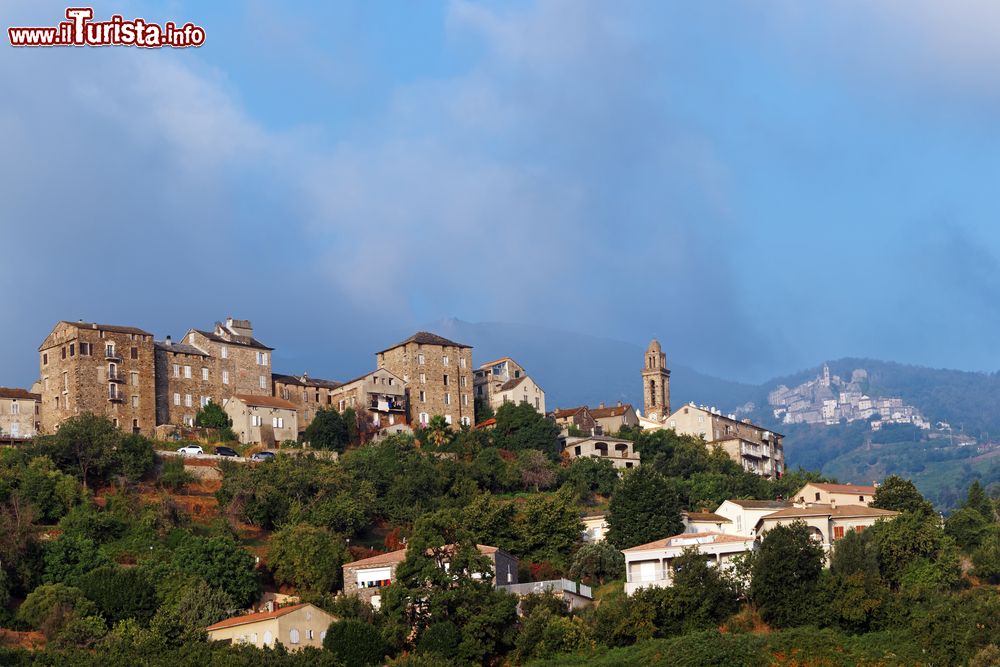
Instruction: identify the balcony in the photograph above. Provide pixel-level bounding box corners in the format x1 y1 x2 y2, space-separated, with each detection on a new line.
369 396 405 413
108 393 125 403
105 351 123 362
108 373 126 383
741 443 764 458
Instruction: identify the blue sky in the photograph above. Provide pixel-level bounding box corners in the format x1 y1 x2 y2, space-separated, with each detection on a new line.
4 0 1000 387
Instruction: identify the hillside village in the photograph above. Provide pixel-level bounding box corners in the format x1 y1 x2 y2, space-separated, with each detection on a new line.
0 318 997 665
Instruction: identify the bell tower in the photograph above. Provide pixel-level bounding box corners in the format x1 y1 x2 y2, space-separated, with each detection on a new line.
642 339 670 422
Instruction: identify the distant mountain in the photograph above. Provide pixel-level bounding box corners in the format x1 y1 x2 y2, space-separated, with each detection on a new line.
421 319 757 412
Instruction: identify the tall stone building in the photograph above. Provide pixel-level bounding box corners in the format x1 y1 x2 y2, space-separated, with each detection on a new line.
38 321 157 435
329 368 407 431
155 318 274 428
641 339 670 422
376 332 473 428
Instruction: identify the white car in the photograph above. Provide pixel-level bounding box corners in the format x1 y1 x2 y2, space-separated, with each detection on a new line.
176 445 204 456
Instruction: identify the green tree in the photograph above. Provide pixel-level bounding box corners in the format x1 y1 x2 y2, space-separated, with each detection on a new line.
945 507 990 552
149 579 236 643
268 523 348 594
159 458 195 492
43 535 112 584
74 566 158 625
423 415 452 448
17 583 98 629
655 547 740 635
195 401 231 429
606 467 683 549
567 541 624 585
556 457 619 501
172 535 260 607
972 527 1000 584
963 480 996 521
867 512 958 589
322 619 389 666
304 409 350 452
870 475 935 517
492 402 561 459
750 522 824 627
474 397 494 425
517 449 555 491
31 414 120 490
514 490 583 569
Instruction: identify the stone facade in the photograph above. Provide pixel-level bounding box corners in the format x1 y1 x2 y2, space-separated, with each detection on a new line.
549 406 596 433
375 332 473 428
224 394 299 445
0 388 41 439
589 403 639 435
206 603 336 651
561 435 640 469
667 404 785 479
272 373 342 431
155 318 274 427
38 321 156 436
474 357 546 415
641 339 670 422
329 368 407 432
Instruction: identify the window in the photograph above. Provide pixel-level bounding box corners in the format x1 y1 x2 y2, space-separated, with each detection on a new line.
202 367 209 380
289 629 300 644
81 343 91 356
273 417 284 428
222 370 229 385
443 374 449 386
252 415 262 427
105 344 115 357
220 346 228 359
185 416 194 427
63 372 68 391
131 396 139 408
43 353 48 365
108 363 117 379
462 394 468 406
256 351 267 365
854 525 864 533
44 377 49 391
183 366 191 379
184 394 192 407
444 414 452 424
442 355 449 366
460 376 467 388
259 376 267 389
174 393 180 406
189 333 196 345
419 412 429 426
69 343 75 357
814 492 821 501
833 526 845 540
109 384 117 399
173 364 180 378
61 347 66 359
307 630 314 640
131 372 139 386
420 373 426 384
460 357 466 369
130 347 138 360
281 388 289 400
417 354 425 365
419 391 426 403
859 495 865 502
444 393 451 405
10 402 18 415
200 396 210 407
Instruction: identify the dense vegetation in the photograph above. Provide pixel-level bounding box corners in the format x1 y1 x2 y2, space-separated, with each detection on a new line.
0 407 997 665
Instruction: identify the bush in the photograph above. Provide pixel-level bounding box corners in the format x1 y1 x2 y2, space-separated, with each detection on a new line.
323 619 389 666
159 458 194 493
568 541 624 585
73 566 158 625
17 583 98 630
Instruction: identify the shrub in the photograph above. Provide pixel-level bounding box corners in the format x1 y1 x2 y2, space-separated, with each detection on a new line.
323 619 389 666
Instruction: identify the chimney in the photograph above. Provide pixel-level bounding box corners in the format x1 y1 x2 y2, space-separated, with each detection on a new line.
165 336 172 346
599 402 605 409
265 600 274 613
617 400 622 407
830 498 837 510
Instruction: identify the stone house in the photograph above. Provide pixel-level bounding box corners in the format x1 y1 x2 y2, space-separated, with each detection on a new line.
272 373 343 431
0 387 41 439
623 532 754 595
206 603 335 651
376 332 474 428
755 502 898 553
549 406 596 434
589 403 639 435
473 357 546 415
38 321 156 436
328 368 407 433
667 403 784 479
560 435 640 470
343 544 518 609
793 482 877 507
224 394 298 445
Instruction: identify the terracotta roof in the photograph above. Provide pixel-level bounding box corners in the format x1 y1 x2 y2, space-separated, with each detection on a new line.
344 548 408 568
192 329 273 351
478 357 516 369
61 321 152 336
590 404 633 418
336 368 403 389
377 331 470 354
155 341 210 357
624 531 753 553
498 376 527 392
272 373 342 389
761 504 898 520
232 394 297 410
724 499 792 510
550 406 587 419
475 418 497 429
684 511 730 523
0 387 39 400
804 483 877 495
206 603 311 632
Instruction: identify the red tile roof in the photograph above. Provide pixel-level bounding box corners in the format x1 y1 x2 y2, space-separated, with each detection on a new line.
344 548 408 568
806 483 878 495
551 406 587 419
762 504 897 520
205 603 310 631
0 387 40 400
624 531 753 553
590 405 633 418
684 511 730 523
232 394 297 410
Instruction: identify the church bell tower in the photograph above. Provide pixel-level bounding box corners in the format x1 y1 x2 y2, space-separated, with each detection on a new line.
642 339 670 422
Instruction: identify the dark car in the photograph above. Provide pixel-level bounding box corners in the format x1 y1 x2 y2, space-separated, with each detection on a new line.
251 451 276 462
215 446 239 458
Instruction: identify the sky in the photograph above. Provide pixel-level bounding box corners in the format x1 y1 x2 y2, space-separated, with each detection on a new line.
5 0 1000 387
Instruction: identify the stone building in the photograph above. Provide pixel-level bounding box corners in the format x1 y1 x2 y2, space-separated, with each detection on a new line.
375 332 473 428
223 394 299 445
561 435 640 469
0 387 41 440
641 339 670 422
549 406 596 433
343 544 517 609
328 368 407 432
589 403 639 435
38 321 156 436
272 373 343 431
473 357 546 415
206 603 335 651
667 403 785 479
155 318 274 428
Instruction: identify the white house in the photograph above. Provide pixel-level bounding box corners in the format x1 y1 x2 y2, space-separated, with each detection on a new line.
623 532 754 595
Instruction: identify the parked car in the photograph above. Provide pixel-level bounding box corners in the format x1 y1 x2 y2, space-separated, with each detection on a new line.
214 446 239 457
251 451 276 462
176 445 204 456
